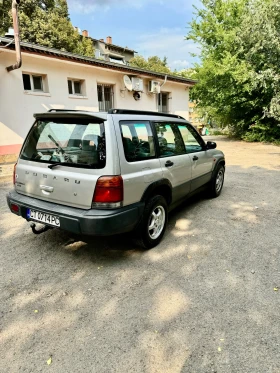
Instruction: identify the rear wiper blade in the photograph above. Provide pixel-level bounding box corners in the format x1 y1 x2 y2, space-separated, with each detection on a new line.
48 162 67 169
48 162 97 169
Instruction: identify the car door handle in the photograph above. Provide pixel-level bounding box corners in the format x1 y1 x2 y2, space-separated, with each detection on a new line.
165 160 174 167
193 156 199 161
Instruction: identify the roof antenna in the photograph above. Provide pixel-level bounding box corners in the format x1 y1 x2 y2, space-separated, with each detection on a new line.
6 0 22 72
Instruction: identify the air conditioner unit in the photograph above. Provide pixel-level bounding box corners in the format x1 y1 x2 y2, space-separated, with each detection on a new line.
131 77 144 92
148 80 161 94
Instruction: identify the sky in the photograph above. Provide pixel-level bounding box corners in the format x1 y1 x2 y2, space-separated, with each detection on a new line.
68 0 202 71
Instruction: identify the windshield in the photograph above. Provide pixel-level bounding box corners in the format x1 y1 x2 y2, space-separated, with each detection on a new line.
20 119 106 169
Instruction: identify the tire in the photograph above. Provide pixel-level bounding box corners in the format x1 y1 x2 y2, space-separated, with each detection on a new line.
135 195 168 250
208 164 225 198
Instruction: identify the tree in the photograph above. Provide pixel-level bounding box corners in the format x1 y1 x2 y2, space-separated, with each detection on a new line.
237 0 280 141
0 0 14 36
129 55 171 74
174 68 197 79
0 0 94 57
187 0 280 141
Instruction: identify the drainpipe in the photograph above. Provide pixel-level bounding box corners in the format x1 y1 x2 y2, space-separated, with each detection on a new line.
160 74 168 88
6 0 22 72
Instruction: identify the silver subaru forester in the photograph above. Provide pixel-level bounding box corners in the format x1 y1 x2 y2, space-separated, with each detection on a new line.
7 109 225 249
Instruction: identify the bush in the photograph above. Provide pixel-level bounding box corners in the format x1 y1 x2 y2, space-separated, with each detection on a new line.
242 123 280 144
210 129 229 136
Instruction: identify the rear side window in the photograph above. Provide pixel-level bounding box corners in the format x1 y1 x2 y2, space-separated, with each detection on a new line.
120 121 155 162
20 119 106 169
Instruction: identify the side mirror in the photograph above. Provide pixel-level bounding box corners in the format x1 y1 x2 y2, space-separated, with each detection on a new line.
206 141 217 150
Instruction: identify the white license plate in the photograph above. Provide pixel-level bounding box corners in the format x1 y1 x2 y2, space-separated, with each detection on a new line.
27 209 60 227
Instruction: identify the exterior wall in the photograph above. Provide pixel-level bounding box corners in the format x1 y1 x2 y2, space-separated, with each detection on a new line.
93 40 107 56
106 47 134 62
93 40 135 62
0 49 190 157
122 50 135 62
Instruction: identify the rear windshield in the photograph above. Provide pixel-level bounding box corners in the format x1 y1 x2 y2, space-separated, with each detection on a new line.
20 119 106 169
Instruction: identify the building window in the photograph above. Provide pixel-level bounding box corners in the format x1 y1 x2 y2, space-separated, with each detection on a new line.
22 73 46 92
97 84 114 112
68 79 84 95
95 49 101 58
158 92 169 113
109 57 125 65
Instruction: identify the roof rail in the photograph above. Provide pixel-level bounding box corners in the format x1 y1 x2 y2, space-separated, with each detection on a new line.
48 109 91 112
108 109 185 120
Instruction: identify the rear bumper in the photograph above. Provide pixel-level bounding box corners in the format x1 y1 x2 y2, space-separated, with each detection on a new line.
6 190 145 236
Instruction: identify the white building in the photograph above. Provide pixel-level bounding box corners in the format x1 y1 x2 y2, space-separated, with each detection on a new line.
0 37 196 161
90 35 137 64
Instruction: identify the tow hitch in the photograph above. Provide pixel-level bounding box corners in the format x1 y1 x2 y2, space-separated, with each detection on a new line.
30 222 53 235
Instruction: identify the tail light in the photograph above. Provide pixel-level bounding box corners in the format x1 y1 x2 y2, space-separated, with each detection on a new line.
92 176 123 208
11 203 19 214
13 163 17 185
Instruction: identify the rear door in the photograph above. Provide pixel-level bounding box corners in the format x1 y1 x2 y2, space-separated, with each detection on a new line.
115 119 163 206
154 122 192 202
177 124 214 191
15 115 119 209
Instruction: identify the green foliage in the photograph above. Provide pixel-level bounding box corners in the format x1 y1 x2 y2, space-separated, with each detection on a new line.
242 123 280 144
174 68 197 79
0 0 13 36
210 130 224 135
129 55 171 74
187 0 280 142
0 0 94 57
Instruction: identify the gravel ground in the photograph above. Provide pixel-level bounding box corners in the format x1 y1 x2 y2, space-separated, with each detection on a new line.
1 137 280 373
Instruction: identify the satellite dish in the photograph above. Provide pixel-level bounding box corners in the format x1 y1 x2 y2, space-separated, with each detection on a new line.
123 75 133 91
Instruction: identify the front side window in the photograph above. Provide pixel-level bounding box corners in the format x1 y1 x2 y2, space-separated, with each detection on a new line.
22 73 45 92
68 79 83 95
20 119 106 169
97 84 113 111
178 124 204 153
120 121 155 162
155 123 186 157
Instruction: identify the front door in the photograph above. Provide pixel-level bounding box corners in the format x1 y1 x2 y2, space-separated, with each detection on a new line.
177 124 213 191
154 122 192 203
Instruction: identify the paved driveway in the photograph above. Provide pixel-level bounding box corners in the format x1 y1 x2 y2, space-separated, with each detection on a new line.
1 137 280 373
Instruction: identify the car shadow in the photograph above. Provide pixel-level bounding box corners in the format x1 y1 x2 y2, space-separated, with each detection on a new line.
56 188 211 259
